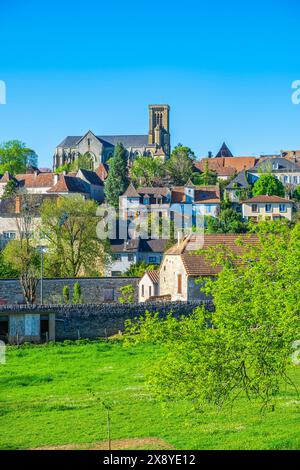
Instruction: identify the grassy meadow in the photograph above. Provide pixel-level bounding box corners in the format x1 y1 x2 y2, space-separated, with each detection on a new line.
0 340 299 450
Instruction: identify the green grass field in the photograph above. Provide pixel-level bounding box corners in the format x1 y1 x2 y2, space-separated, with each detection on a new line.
0 340 299 450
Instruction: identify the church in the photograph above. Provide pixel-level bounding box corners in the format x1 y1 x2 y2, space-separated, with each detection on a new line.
53 104 170 171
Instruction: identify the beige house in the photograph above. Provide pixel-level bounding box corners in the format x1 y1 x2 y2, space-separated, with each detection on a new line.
138 270 159 302
242 195 293 221
158 233 259 302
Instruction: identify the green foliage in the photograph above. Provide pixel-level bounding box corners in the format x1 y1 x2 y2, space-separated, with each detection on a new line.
130 156 165 187
118 284 135 303
165 144 195 185
0 179 18 200
252 174 285 197
104 143 129 207
72 282 82 304
0 140 38 175
125 225 300 409
62 285 70 304
206 208 248 233
0 250 19 278
41 195 105 277
124 261 158 277
192 160 218 185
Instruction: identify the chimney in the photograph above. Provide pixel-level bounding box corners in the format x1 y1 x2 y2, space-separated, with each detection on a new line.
208 151 212 158
177 231 182 247
53 173 59 184
15 196 21 214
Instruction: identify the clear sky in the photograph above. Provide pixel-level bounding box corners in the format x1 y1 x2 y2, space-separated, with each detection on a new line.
1 0 300 167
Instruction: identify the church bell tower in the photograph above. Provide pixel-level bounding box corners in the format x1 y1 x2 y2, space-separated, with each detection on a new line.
148 104 170 158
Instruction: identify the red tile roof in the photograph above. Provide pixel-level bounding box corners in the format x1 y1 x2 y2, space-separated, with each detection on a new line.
195 157 258 175
165 233 259 277
242 195 292 204
146 270 160 284
171 185 220 204
15 172 55 188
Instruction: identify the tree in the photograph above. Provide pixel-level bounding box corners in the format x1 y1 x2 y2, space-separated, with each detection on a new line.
62 285 70 304
252 174 285 197
104 143 129 207
125 226 300 410
0 250 19 278
165 144 195 185
192 160 218 185
130 156 165 187
2 194 40 303
40 195 106 277
0 179 18 200
118 285 135 303
0 140 38 175
206 209 248 233
125 261 158 277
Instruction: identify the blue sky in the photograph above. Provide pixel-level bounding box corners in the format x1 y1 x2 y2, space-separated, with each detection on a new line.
1 0 300 167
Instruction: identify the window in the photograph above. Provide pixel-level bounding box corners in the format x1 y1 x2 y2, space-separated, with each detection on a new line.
279 204 286 212
128 254 134 262
251 204 258 213
293 176 298 184
149 256 157 263
111 271 122 276
265 204 272 213
113 254 122 261
177 274 182 294
3 232 16 240
149 286 152 297
284 175 288 183
206 205 212 214
141 285 144 297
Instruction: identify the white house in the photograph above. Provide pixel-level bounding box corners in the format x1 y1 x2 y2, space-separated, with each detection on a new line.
138 270 159 302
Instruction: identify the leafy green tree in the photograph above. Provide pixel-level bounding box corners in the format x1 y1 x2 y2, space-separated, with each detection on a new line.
125 261 158 277
72 282 83 304
192 160 218 185
125 226 300 409
165 144 195 185
118 284 135 303
41 195 106 277
130 156 165 187
206 209 248 233
0 250 19 278
0 140 38 175
252 174 285 197
104 143 129 207
0 179 18 200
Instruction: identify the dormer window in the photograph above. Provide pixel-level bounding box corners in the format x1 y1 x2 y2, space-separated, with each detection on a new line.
87 138 91 146
273 163 279 170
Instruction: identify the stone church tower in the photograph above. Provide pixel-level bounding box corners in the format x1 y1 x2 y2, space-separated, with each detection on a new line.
148 104 170 157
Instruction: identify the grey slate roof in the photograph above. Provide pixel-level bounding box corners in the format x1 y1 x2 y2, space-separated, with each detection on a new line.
251 157 300 172
110 238 167 254
226 170 250 189
58 135 149 149
215 142 233 158
78 169 103 186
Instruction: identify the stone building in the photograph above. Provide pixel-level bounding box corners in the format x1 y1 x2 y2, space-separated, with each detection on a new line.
53 104 171 171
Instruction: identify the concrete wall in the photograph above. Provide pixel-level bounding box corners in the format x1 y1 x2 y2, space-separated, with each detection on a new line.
0 277 140 305
0 301 214 343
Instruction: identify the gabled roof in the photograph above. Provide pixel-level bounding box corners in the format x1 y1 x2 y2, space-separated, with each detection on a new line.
171 185 220 204
77 168 103 186
144 270 160 284
57 134 149 149
165 233 259 277
226 170 250 189
250 157 300 172
15 172 55 188
122 183 140 197
47 175 89 194
96 163 109 181
110 238 167 254
242 195 292 204
195 157 257 175
215 142 233 158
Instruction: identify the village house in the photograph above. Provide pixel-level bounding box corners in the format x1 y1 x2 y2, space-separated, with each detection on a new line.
242 195 294 221
138 270 159 302
247 157 300 189
157 233 259 302
108 238 167 276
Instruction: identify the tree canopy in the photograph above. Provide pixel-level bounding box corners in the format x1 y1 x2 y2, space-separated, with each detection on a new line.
165 144 195 185
206 208 248 233
125 223 300 410
130 156 165 187
0 140 38 175
252 174 285 197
